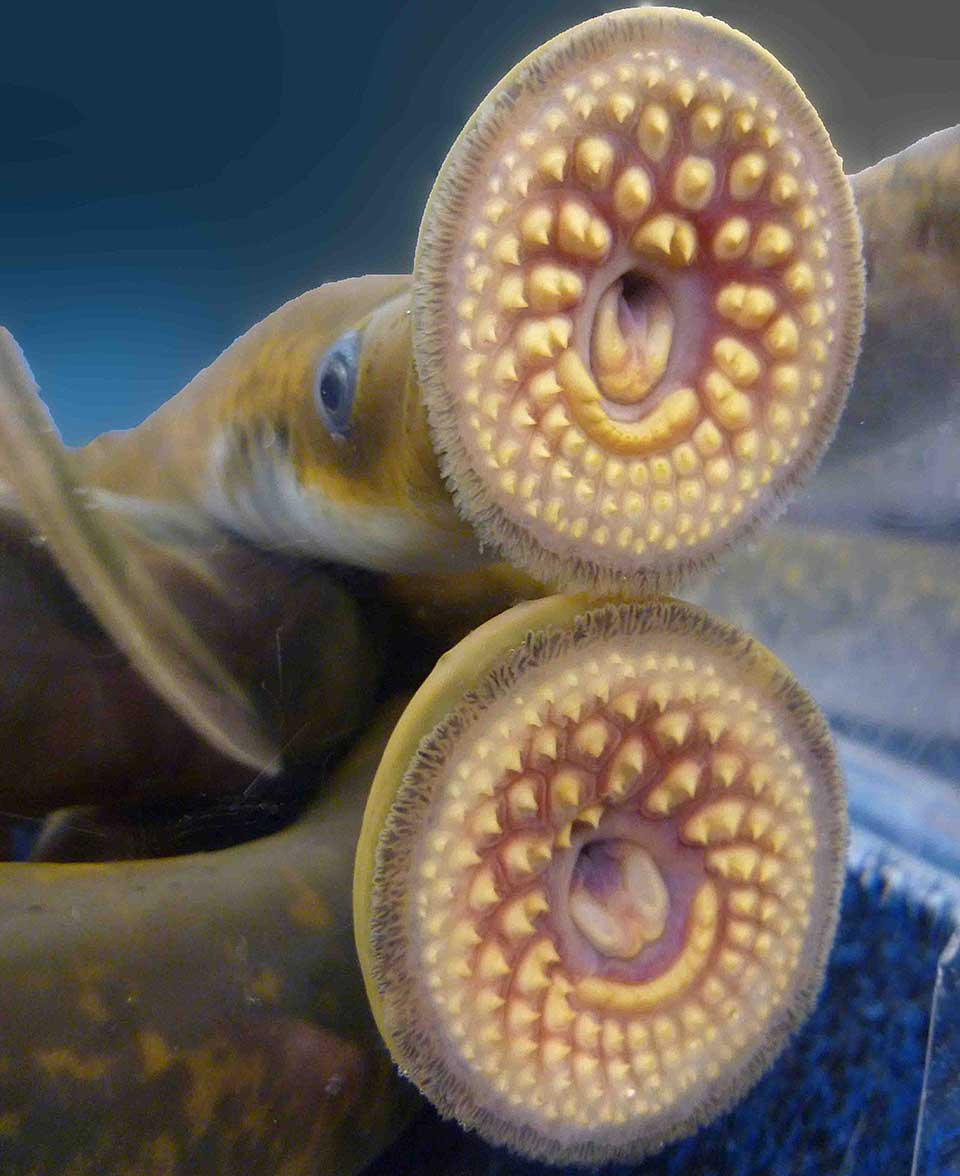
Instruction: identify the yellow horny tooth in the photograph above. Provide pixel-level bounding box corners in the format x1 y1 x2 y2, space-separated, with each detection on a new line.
550 767 583 814
716 283 777 330
539 145 568 182
572 717 612 759
729 152 768 199
770 364 800 397
632 214 698 267
558 201 612 261
707 845 761 882
645 758 701 815
784 261 816 297
495 235 521 266
575 137 615 188
763 314 800 358
607 91 636 124
605 736 646 798
672 77 697 108
770 172 800 204
682 799 746 845
543 982 576 1033
713 338 761 386
543 1039 572 1068
613 166 652 221
673 156 716 211
515 938 560 995
472 800 502 841
477 941 511 980
703 371 754 429
527 265 584 313
468 865 500 912
500 896 538 940
712 217 751 261
507 777 540 822
752 224 794 266
637 102 672 160
507 1000 540 1034
521 205 554 248
517 320 558 364
497 275 527 310
691 102 723 148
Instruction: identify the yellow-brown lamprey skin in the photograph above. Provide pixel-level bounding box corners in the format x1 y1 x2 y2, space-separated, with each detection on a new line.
0 705 420 1176
355 595 845 1166
79 276 479 574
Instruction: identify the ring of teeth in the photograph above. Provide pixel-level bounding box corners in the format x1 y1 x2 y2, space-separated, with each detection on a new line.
406 630 830 1143
430 22 859 582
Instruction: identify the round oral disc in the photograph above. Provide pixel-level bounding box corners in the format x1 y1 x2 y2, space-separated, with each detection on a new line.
413 8 864 592
361 597 846 1164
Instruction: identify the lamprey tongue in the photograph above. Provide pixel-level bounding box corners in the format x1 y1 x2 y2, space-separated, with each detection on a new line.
569 839 670 959
361 597 846 1165
413 7 864 593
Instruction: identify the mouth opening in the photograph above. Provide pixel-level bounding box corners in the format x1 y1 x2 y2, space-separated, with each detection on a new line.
569 836 670 959
590 271 675 407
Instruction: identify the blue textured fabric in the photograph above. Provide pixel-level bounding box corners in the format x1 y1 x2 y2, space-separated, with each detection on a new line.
367 866 957 1176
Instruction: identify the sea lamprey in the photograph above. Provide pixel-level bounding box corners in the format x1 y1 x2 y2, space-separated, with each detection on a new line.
355 596 845 1165
413 7 864 592
8 10 858 604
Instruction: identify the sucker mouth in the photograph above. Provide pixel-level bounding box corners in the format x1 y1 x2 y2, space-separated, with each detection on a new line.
413 6 864 590
367 597 845 1164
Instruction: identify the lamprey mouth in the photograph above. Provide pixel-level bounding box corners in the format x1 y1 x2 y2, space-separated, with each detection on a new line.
569 837 670 959
361 597 846 1165
590 272 674 407
413 7 864 593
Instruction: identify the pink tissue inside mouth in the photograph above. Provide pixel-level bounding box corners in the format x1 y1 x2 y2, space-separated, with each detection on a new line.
548 808 708 986
571 837 624 899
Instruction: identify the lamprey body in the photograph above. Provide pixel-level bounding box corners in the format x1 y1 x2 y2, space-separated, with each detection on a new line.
0 706 419 1175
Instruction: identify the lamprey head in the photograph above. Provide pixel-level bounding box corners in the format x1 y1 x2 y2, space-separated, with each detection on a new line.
202 276 481 572
355 596 846 1165
412 8 865 592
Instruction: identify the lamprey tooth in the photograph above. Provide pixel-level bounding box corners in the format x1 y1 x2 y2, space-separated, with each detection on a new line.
413 8 863 593
603 736 648 799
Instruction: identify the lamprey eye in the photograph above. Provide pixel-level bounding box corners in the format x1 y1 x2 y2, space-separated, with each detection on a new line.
314 329 360 438
412 7 865 594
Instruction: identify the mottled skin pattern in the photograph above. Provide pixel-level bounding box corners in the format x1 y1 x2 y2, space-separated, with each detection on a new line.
0 707 420 1175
